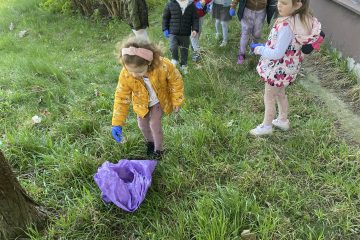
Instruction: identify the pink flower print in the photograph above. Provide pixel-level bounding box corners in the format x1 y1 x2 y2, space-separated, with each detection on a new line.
283 22 289 27
267 40 271 46
299 56 304 63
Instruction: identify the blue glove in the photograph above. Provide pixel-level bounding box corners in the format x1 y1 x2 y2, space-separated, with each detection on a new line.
195 1 203 9
250 42 265 52
207 3 213 12
111 126 122 143
229 8 236 16
163 29 169 38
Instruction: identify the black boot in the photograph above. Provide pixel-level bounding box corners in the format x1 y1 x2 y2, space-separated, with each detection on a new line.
146 142 155 155
153 150 164 160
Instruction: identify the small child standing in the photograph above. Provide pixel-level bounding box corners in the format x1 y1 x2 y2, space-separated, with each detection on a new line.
229 0 277 64
191 0 213 62
250 0 323 136
111 37 185 158
162 0 199 74
212 0 233 47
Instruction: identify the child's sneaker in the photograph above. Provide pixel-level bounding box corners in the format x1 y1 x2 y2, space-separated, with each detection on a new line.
272 119 290 131
237 54 245 64
215 32 220 40
171 59 178 66
192 52 201 62
219 40 227 47
180 65 188 74
250 124 273 136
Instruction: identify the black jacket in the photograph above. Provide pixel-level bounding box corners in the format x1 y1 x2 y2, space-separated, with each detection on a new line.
162 0 199 36
235 0 277 24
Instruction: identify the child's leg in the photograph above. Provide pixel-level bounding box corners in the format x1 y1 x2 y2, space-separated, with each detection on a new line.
148 104 164 152
220 20 229 42
263 83 278 126
215 18 221 36
239 8 253 55
276 87 288 121
191 16 204 53
252 9 266 43
179 36 190 66
169 34 180 62
137 114 153 143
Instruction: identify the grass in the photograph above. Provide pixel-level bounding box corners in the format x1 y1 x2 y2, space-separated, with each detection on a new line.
1 0 360 239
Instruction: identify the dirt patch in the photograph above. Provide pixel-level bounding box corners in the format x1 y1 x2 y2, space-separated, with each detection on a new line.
300 55 360 144
303 52 360 115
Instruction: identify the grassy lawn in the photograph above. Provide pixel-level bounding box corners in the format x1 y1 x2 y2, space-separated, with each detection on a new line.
1 0 359 239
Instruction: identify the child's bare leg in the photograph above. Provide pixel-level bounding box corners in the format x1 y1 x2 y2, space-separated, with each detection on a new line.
263 84 278 126
137 114 153 143
276 87 288 121
148 104 164 152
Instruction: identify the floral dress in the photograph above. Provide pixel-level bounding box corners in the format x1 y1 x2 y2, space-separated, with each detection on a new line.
256 15 322 87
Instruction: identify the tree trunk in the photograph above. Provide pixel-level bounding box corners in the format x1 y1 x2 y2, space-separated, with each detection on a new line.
0 151 47 239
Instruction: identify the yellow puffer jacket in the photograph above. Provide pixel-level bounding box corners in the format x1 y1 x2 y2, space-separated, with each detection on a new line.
112 57 184 126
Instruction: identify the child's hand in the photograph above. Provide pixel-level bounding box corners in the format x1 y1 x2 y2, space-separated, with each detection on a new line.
163 29 169 38
250 42 265 54
206 3 212 12
201 0 206 4
111 126 123 143
191 31 197 37
173 106 180 113
195 1 203 9
229 8 236 16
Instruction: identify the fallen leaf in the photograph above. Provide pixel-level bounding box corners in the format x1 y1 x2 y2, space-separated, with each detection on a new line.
19 30 28 38
241 229 256 240
32 115 42 124
9 22 15 31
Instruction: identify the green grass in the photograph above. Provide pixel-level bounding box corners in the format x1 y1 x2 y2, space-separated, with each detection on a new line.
1 0 360 239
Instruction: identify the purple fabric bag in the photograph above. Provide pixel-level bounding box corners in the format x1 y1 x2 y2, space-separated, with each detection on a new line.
94 160 157 212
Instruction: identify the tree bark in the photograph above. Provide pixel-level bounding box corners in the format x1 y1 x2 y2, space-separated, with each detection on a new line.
0 151 47 239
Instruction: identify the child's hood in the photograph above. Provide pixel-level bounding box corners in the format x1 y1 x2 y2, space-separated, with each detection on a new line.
173 0 195 6
286 15 322 45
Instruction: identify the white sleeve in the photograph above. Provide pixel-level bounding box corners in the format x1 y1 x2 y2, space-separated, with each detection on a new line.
258 25 294 60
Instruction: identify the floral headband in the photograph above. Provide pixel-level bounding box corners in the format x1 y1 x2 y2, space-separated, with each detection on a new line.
121 47 153 61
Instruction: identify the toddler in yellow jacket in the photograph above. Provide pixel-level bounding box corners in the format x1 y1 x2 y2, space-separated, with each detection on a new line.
112 37 185 158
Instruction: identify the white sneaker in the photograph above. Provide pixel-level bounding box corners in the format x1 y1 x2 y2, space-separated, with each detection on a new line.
250 124 273 136
272 119 290 131
180 65 188 74
171 59 178 66
215 32 220 40
219 41 227 47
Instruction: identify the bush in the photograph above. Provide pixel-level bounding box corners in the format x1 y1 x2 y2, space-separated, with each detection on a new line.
40 0 167 18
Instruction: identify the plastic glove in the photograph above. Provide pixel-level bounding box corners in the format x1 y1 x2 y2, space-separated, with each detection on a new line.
111 126 122 143
206 3 213 12
163 29 169 38
250 42 265 52
229 8 236 16
195 1 203 9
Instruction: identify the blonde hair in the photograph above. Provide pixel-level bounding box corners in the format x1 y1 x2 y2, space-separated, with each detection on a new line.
292 0 313 30
116 37 163 71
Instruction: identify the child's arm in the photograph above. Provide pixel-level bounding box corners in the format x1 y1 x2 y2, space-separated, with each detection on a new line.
112 70 132 127
255 25 294 60
192 5 200 33
162 3 171 32
167 62 184 110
